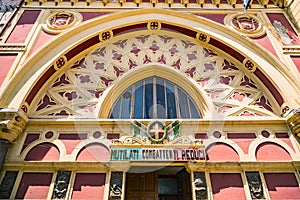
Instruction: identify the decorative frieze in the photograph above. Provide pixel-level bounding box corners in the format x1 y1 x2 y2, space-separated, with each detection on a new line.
23 0 278 8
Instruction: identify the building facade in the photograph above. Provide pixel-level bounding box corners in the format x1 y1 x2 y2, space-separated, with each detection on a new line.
0 0 300 199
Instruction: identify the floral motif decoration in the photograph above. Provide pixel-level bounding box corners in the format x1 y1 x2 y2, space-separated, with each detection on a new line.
30 31 277 118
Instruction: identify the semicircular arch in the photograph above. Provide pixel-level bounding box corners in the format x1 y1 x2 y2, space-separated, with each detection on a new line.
97 64 213 119
248 139 297 160
1 9 298 118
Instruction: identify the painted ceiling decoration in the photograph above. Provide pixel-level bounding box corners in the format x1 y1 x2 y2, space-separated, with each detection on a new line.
24 22 281 118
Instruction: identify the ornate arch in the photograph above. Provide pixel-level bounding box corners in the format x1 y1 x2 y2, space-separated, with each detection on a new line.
96 64 212 119
1 9 299 119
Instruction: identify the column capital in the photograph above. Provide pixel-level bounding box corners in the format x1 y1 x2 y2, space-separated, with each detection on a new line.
287 108 300 138
0 108 28 143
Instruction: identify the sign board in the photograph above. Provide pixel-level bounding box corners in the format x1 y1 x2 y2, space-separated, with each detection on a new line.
110 148 205 161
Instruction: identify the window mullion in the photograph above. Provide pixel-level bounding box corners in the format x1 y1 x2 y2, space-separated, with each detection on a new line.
119 94 123 118
153 77 157 119
174 86 181 118
187 97 192 118
164 80 167 119
143 80 145 118
130 86 134 119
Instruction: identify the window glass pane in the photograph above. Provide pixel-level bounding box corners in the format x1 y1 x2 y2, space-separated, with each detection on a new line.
134 82 144 119
110 98 121 119
120 89 132 119
166 82 177 119
189 98 200 118
178 88 189 118
156 78 166 118
109 76 201 119
144 79 153 119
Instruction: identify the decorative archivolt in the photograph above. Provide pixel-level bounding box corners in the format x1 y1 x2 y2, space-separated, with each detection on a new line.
28 30 279 118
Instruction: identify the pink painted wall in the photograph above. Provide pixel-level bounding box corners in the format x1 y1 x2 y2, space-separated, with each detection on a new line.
264 173 300 199
58 134 87 154
256 142 292 161
291 56 300 73
71 173 106 200
25 142 60 161
210 173 246 200
252 34 278 58
0 54 17 87
275 132 295 151
227 133 256 154
15 173 52 199
76 143 110 161
29 30 55 56
207 143 239 161
6 10 40 43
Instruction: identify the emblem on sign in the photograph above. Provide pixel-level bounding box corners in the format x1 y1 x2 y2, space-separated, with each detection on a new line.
147 121 167 143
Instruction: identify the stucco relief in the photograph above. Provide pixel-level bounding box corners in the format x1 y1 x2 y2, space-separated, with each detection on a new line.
42 10 82 34
224 13 265 38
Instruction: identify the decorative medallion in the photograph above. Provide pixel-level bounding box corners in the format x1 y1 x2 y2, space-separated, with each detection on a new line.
147 121 167 143
224 14 265 38
243 59 256 72
147 21 161 30
196 32 209 43
43 11 82 34
100 30 113 42
54 56 67 70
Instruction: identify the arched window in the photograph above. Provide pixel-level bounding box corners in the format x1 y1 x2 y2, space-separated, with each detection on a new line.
110 76 201 119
